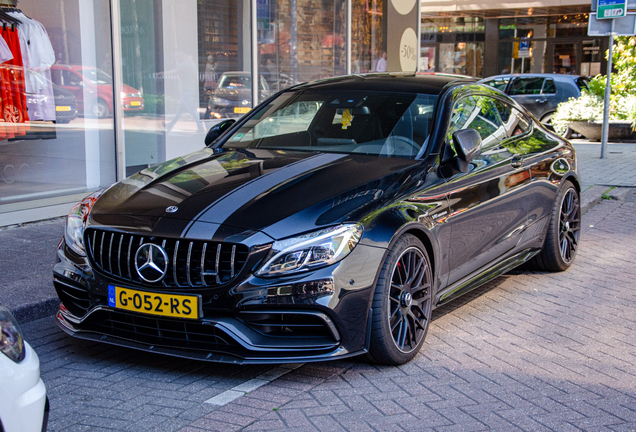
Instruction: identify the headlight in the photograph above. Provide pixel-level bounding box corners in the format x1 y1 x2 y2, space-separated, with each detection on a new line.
212 97 231 107
0 305 25 363
255 224 363 277
65 189 106 256
120 91 127 99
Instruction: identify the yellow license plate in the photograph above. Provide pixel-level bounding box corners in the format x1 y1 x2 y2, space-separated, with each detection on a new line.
56 106 71 111
130 101 141 106
108 285 200 319
234 107 251 114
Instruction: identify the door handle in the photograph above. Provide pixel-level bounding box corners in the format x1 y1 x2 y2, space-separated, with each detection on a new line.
536 99 547 104
511 155 523 168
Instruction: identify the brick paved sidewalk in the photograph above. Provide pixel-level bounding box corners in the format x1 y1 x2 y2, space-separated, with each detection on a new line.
178 191 636 432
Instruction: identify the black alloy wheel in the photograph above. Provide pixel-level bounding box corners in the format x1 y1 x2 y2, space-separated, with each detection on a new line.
526 180 580 272
368 234 432 365
558 187 580 264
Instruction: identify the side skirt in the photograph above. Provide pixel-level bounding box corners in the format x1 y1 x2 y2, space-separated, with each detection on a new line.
434 248 540 307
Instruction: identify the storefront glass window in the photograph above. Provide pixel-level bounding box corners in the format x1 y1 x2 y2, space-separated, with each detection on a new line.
352 0 385 73
420 17 484 76
498 40 547 74
439 42 483 77
257 0 347 92
0 0 116 220
117 0 251 177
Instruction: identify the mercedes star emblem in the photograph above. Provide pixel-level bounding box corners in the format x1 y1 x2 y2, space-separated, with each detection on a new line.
134 243 169 283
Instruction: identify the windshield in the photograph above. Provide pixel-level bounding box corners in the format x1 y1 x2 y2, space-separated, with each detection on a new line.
218 74 251 89
78 68 112 85
221 90 438 159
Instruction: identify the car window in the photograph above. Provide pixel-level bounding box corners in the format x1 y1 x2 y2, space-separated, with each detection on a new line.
222 90 438 159
483 77 510 91
447 95 506 151
62 70 82 87
509 77 545 95
542 79 557 94
493 99 532 138
50 69 62 86
78 68 111 85
253 100 323 137
576 77 589 90
218 74 251 89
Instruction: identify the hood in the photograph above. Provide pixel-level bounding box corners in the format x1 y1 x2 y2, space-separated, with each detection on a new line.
122 84 140 94
52 84 76 103
213 87 252 102
91 148 422 241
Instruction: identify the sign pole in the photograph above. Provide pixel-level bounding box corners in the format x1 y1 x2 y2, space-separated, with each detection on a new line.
600 19 614 159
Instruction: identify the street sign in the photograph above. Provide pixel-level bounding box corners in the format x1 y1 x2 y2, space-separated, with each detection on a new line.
588 13 636 35
518 40 531 58
591 0 636 11
598 0 627 18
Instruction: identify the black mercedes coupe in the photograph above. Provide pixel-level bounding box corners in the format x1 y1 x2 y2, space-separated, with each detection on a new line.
54 73 581 365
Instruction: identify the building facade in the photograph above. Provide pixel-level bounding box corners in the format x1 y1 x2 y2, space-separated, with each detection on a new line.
0 0 622 226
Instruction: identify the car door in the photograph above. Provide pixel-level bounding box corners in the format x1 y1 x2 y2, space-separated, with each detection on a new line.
441 94 531 289
52 69 86 112
507 76 547 119
505 104 568 245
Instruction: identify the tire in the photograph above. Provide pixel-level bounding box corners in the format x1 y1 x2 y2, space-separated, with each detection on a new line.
526 180 581 272
367 234 433 365
542 113 572 139
92 100 110 118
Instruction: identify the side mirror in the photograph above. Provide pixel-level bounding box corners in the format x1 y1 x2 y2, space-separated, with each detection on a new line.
204 119 236 146
439 128 482 177
453 128 482 163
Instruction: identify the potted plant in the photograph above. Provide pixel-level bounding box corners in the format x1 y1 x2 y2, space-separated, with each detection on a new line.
552 36 636 141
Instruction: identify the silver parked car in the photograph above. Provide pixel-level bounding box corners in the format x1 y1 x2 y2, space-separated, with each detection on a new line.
480 73 589 138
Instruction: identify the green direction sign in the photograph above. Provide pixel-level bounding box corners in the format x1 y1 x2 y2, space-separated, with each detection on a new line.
597 0 627 18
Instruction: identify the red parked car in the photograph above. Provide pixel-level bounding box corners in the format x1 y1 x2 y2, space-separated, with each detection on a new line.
50 65 144 118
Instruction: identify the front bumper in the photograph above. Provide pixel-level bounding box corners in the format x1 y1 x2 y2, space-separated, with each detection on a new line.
0 343 48 432
53 236 385 364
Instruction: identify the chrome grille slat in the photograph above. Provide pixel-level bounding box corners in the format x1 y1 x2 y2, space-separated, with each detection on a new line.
186 242 193 286
126 236 133 280
215 244 221 284
200 243 207 286
173 240 180 287
85 229 248 289
117 234 123 277
161 240 169 287
108 233 114 273
99 232 105 269
230 245 236 278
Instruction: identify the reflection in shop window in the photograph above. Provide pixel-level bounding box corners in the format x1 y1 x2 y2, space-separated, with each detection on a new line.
0 0 116 220
439 43 483 77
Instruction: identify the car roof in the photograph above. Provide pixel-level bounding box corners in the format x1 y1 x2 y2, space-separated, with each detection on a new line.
289 72 476 95
482 73 581 81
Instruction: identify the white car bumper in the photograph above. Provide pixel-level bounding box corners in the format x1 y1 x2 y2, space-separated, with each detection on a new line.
0 341 47 432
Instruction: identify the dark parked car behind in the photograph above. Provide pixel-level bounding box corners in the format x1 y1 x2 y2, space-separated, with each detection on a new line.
205 71 271 119
54 73 581 365
480 73 588 137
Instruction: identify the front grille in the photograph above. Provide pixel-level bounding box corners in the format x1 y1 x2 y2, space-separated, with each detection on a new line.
85 228 249 288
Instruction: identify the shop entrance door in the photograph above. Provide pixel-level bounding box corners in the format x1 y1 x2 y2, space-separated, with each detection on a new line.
549 39 605 76
581 39 603 76
551 42 578 74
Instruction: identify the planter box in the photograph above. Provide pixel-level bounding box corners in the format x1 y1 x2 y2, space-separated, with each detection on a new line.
568 121 636 141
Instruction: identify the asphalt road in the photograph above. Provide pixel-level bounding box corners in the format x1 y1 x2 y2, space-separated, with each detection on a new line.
21 189 636 432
